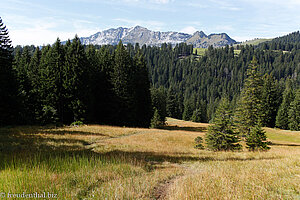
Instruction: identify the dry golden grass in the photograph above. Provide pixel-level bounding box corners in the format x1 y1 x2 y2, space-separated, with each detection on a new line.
1 119 300 199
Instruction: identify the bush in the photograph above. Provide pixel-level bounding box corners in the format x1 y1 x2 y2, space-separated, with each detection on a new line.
70 121 84 126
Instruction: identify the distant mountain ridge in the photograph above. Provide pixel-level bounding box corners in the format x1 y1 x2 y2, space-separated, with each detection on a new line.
78 26 237 48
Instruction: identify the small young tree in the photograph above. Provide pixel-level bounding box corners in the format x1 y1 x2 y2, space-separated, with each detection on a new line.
205 98 241 151
150 108 164 128
246 126 270 151
194 136 204 149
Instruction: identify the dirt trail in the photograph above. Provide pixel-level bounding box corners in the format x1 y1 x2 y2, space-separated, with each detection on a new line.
152 175 182 200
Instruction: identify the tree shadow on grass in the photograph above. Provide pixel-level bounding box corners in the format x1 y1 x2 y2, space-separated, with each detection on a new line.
160 125 207 132
0 126 280 172
270 142 300 147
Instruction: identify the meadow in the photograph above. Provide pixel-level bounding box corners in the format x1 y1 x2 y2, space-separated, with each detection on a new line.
0 118 299 199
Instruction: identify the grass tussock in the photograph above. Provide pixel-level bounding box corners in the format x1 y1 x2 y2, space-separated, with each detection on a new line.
0 118 300 199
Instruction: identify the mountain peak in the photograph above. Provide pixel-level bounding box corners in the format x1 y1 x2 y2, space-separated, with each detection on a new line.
193 31 207 38
79 26 236 48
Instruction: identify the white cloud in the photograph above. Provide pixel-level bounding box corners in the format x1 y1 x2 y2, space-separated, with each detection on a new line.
180 26 197 34
150 0 173 4
4 14 100 46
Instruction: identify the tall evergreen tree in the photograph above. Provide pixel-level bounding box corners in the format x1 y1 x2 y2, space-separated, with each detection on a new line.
151 87 167 125
64 35 89 122
275 81 294 129
288 89 300 131
0 17 19 125
14 46 34 122
235 58 264 134
206 98 241 151
166 87 180 119
133 49 152 127
39 38 65 124
111 40 136 126
261 74 280 127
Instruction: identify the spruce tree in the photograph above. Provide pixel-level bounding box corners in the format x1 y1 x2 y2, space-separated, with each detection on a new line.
38 38 65 124
133 49 152 127
288 89 300 131
151 87 167 125
275 81 294 129
150 108 164 128
246 126 270 151
235 58 264 135
182 99 194 121
0 17 19 125
111 40 136 126
166 88 180 119
14 46 35 122
64 35 89 123
206 98 241 151
261 74 280 127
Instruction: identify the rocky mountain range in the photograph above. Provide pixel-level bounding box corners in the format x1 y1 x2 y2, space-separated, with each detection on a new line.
79 26 237 48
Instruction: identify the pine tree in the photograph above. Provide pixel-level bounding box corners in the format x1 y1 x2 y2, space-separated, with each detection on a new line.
150 108 164 128
275 81 294 129
14 46 34 122
206 98 241 151
182 99 194 121
0 17 20 125
133 49 152 127
246 126 270 151
166 88 180 119
191 108 202 122
288 89 300 131
38 38 65 124
64 35 89 123
235 58 264 135
261 74 280 127
151 87 167 125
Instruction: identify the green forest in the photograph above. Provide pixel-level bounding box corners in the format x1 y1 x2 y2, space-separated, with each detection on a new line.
1 17 300 135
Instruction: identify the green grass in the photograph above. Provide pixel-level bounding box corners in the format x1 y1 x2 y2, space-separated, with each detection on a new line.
235 38 272 46
0 120 300 199
193 48 206 56
265 127 300 144
193 48 241 57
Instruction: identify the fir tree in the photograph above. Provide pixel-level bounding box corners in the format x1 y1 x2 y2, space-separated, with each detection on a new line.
166 88 180 119
206 98 241 151
151 87 167 125
261 74 280 127
275 81 294 129
0 17 19 125
150 108 164 128
246 126 270 151
64 35 89 122
235 58 264 135
288 89 300 131
111 40 136 126
182 99 194 121
133 49 152 127
40 38 65 124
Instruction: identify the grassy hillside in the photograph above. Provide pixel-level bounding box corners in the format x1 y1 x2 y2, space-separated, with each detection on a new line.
193 48 241 56
1 118 300 199
236 38 272 46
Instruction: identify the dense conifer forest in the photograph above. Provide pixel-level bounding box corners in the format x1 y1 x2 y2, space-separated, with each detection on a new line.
1 15 300 131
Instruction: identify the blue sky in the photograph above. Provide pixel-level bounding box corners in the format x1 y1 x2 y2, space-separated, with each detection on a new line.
2 0 300 46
